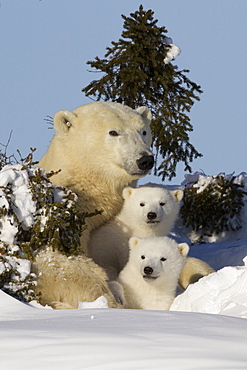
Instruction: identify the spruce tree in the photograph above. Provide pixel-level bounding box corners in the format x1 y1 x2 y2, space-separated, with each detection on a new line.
82 5 203 180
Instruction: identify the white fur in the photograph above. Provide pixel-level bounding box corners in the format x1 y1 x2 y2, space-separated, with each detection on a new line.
118 237 189 310
88 183 183 281
38 102 153 252
33 248 119 309
35 102 153 309
88 182 214 293
178 257 215 290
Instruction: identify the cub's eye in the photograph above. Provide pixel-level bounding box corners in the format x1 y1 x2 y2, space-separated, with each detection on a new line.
142 130 147 136
140 202 145 207
160 257 166 262
160 202 165 206
109 130 119 137
141 255 145 260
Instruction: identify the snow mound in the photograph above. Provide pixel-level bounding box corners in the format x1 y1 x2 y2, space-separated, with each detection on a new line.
1 290 247 370
78 296 109 309
171 257 247 318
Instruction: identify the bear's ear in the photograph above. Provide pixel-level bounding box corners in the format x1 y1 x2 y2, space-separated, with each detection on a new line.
53 110 77 133
178 243 189 257
173 189 183 202
122 186 133 200
129 237 141 250
135 106 152 125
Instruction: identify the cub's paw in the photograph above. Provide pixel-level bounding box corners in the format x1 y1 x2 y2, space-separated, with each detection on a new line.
108 280 125 306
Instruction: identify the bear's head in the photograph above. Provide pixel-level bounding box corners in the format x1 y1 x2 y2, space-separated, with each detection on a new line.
51 102 154 182
128 236 189 284
122 184 183 234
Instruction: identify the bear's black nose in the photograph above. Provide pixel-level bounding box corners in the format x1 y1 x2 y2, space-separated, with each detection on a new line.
136 155 154 171
144 266 153 275
147 212 157 220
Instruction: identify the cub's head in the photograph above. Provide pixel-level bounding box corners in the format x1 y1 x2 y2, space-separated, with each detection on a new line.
128 236 189 284
122 184 183 231
53 102 154 182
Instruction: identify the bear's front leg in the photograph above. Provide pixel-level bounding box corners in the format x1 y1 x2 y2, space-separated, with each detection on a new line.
108 280 125 306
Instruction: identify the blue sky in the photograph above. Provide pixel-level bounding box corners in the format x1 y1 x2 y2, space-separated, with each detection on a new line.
1 0 247 185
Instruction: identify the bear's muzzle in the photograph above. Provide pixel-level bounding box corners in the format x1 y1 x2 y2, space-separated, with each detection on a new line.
136 155 154 172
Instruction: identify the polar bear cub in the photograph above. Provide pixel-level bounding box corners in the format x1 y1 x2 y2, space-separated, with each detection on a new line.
88 183 183 282
118 236 189 310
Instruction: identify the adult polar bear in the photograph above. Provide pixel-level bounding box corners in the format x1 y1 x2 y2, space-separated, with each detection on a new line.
38 101 153 252
35 101 154 308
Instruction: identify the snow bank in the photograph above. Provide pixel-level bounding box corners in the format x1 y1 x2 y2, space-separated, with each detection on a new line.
171 256 247 318
1 290 247 370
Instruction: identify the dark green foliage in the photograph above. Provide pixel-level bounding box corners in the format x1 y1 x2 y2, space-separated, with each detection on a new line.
20 167 100 256
0 245 37 302
180 174 247 242
0 148 99 302
82 5 203 180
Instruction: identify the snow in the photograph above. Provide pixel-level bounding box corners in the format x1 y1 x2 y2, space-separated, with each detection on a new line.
163 36 181 64
0 164 36 243
171 257 247 318
1 165 247 369
1 291 247 370
78 295 109 309
0 251 31 281
164 44 181 64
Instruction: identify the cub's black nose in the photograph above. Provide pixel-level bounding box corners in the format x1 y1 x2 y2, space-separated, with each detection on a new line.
147 212 157 220
137 155 154 171
144 266 153 275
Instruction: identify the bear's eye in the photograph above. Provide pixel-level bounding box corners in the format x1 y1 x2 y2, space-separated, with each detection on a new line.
141 255 145 260
142 130 147 136
109 130 119 137
160 257 166 262
140 202 145 207
65 120 72 128
160 202 165 206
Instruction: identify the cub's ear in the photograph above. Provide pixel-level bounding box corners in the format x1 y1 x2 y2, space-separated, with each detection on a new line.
129 237 141 250
178 243 189 257
173 189 183 202
53 110 77 133
122 186 134 200
135 106 152 125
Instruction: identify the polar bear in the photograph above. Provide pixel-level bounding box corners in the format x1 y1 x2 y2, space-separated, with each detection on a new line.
88 183 214 294
178 256 215 289
38 102 153 251
35 102 154 309
33 248 119 309
88 183 183 282
118 236 189 310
